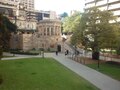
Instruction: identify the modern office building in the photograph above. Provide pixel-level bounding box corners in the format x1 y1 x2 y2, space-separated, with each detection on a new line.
0 0 19 6
85 0 120 22
20 0 34 11
0 0 34 11
27 10 57 22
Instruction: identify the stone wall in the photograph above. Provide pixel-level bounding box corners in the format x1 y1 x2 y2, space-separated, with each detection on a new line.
10 19 63 51
37 19 62 51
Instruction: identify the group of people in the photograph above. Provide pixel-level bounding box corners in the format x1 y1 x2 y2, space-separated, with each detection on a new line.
55 49 69 56
55 48 81 56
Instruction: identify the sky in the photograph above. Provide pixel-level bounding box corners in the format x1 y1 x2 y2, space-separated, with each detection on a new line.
35 0 85 15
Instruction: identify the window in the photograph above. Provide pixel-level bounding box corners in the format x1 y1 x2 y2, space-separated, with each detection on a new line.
51 28 53 35
96 0 107 6
108 3 120 10
44 28 46 35
47 28 49 35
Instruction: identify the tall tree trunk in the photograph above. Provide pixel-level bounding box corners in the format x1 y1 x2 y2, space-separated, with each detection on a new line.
92 51 100 60
92 48 100 60
116 46 120 55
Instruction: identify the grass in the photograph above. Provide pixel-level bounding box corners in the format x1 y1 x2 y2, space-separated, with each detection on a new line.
0 58 99 90
87 62 120 81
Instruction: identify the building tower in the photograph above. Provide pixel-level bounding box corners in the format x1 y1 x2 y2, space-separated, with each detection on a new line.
85 0 120 22
0 0 34 11
20 0 34 11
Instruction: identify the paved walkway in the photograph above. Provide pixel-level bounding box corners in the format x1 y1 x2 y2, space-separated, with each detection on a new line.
45 53 120 90
1 53 120 90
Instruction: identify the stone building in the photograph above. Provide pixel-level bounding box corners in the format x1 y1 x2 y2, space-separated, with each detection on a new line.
10 19 62 51
1 0 63 51
37 19 62 51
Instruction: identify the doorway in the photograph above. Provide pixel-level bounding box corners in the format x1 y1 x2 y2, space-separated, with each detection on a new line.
57 45 61 52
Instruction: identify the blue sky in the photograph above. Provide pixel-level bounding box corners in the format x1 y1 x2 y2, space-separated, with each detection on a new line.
35 0 85 15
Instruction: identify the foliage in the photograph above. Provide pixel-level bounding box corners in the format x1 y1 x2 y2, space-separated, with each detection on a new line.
10 51 39 55
0 58 99 90
0 14 17 59
75 7 119 59
60 12 68 18
60 12 69 33
63 11 81 33
1 15 17 32
115 28 120 55
70 26 81 46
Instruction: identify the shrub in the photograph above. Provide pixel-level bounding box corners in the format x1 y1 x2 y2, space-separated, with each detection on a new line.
0 49 3 60
10 51 39 55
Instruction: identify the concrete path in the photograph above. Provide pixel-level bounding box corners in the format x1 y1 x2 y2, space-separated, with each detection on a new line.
1 53 120 90
45 53 120 90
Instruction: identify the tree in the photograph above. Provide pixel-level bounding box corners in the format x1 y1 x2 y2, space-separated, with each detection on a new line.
73 7 119 60
115 26 120 55
70 25 81 46
60 12 68 34
63 11 81 33
0 14 17 59
60 12 68 18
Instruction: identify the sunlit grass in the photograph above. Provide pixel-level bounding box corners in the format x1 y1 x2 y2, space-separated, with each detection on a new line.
0 58 99 90
87 62 120 81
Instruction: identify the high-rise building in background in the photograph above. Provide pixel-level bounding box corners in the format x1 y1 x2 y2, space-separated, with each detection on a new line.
0 0 19 6
0 0 34 11
85 0 120 22
20 0 34 11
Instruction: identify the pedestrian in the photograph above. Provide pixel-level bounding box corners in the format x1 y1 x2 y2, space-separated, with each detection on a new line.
66 50 69 55
56 51 58 55
65 49 69 56
65 49 67 56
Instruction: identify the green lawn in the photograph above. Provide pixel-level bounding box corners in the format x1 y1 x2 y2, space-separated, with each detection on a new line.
0 58 99 90
87 62 120 81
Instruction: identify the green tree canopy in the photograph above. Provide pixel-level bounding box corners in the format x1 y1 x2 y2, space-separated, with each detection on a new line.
71 7 120 60
63 11 81 33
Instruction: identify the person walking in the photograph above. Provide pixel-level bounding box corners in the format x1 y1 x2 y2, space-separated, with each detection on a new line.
56 51 58 55
66 50 69 55
65 49 69 56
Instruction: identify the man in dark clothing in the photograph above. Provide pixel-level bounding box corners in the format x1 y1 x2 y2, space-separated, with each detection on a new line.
65 50 69 56
56 51 58 55
66 50 69 55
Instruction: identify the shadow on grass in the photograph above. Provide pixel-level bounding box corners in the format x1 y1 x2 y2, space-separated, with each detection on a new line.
0 75 3 85
106 61 120 66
